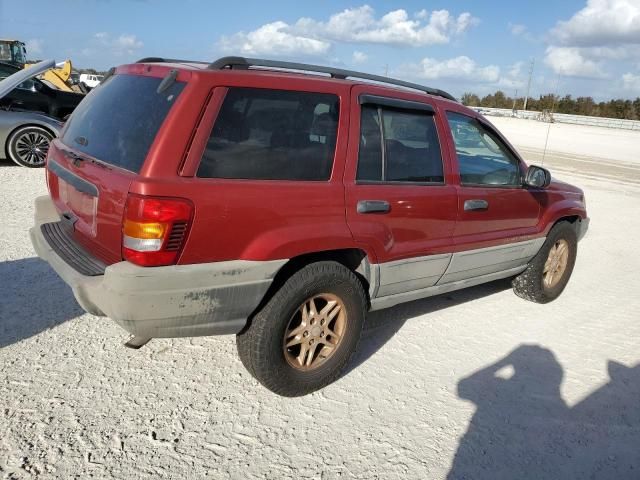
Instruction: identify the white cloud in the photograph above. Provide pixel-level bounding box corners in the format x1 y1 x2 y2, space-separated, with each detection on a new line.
94 32 144 56
508 22 537 42
295 6 479 46
544 1 640 79
508 61 524 78
219 21 330 57
113 34 144 52
403 56 500 82
219 5 479 57
622 72 640 90
551 0 640 47
544 46 606 78
509 23 528 36
25 38 43 56
352 51 368 64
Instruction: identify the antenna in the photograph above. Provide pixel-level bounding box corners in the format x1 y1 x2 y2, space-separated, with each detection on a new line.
523 58 535 111
542 78 560 166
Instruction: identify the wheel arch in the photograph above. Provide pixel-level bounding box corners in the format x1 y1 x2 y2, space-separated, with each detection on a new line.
547 214 583 238
243 248 374 333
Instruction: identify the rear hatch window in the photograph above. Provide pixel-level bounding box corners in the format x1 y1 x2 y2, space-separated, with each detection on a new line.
47 72 185 264
61 74 185 172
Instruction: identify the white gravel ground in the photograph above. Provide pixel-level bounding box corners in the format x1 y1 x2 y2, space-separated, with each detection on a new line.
1 118 639 479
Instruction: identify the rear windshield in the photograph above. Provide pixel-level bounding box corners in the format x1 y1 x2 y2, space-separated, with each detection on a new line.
61 74 185 173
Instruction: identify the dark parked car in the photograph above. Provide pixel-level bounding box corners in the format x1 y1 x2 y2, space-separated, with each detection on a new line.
0 60 63 167
31 56 589 396
0 61 84 120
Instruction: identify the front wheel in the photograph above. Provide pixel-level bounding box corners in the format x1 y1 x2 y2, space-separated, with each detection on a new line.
512 221 578 303
236 261 367 396
6 126 53 168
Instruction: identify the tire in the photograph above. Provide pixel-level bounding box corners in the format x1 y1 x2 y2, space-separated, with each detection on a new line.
512 221 578 303
236 261 367 396
6 125 53 168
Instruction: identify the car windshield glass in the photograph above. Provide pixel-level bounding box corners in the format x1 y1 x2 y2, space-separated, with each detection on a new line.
61 74 185 173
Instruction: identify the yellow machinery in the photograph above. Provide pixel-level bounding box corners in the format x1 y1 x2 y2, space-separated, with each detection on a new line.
25 59 83 93
1 39 83 93
0 39 27 66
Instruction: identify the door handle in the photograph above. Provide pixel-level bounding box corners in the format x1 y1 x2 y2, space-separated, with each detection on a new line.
464 199 489 211
357 200 390 214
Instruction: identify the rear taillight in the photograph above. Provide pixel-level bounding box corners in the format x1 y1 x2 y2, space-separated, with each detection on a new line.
122 195 193 267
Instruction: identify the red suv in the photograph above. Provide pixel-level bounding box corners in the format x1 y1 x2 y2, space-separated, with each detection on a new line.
30 57 589 396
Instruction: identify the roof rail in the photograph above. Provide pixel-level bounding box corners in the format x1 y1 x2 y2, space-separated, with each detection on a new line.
207 56 457 102
135 57 208 65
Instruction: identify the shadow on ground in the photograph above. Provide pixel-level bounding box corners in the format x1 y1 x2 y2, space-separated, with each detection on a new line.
0 257 83 348
447 344 640 479
346 278 512 375
0 158 18 167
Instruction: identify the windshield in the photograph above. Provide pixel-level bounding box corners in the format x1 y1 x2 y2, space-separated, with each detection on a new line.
61 74 185 173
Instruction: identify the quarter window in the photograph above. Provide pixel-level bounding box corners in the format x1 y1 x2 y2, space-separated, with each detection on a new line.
197 88 339 181
446 111 521 186
356 104 444 183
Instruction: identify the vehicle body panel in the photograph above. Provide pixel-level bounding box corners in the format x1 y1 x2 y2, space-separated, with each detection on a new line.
31 59 589 339
0 60 84 119
149 71 354 264
0 109 62 159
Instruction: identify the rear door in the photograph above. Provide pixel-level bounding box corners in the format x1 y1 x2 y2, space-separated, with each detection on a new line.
46 69 189 264
345 86 458 297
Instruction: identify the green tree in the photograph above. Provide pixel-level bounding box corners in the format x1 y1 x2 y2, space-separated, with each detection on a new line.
461 93 480 106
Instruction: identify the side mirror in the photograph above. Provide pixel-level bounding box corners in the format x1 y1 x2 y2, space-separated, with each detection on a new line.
524 165 551 188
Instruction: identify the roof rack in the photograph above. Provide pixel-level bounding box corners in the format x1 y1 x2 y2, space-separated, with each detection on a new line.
136 56 457 102
136 57 208 65
208 56 457 102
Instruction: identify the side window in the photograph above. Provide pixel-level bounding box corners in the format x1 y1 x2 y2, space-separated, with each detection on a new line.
446 111 521 186
197 88 339 181
356 104 444 183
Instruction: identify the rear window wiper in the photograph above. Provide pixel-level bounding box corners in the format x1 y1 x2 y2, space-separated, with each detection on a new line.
157 69 178 94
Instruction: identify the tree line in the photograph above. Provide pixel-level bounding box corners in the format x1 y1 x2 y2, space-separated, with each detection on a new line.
461 91 640 120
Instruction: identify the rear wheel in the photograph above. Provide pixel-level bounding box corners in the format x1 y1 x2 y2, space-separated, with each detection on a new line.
236 261 367 396
6 126 53 168
512 221 577 303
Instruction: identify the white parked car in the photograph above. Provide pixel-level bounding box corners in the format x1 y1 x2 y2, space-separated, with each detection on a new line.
79 73 103 90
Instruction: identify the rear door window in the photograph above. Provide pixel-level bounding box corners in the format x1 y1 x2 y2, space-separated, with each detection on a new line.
61 74 185 173
197 88 340 181
357 105 444 183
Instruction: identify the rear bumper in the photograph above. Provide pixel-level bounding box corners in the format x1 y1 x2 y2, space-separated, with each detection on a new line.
30 195 286 338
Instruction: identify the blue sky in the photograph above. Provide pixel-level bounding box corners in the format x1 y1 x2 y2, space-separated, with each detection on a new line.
2 0 640 100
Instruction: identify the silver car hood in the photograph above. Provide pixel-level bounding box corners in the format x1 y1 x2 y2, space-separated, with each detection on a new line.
0 59 55 100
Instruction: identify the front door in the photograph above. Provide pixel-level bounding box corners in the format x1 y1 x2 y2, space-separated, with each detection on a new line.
437 109 543 284
345 86 458 297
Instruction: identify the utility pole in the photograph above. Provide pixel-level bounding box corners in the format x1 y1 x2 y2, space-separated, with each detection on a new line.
512 89 518 115
384 64 389 77
523 58 535 111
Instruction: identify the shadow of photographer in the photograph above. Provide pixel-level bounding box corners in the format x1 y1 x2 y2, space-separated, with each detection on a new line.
448 344 640 479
